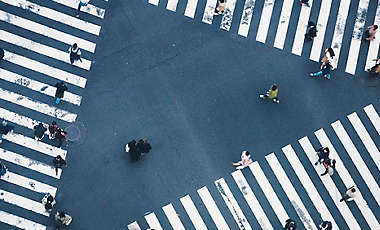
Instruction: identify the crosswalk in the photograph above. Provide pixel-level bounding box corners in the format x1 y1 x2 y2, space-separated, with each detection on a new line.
127 103 380 229
148 0 380 76
0 0 108 229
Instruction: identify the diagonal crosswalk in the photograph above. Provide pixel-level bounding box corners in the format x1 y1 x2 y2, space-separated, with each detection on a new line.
0 0 109 228
128 103 380 229
148 0 380 76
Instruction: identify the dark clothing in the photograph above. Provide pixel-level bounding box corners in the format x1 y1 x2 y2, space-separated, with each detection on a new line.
137 139 152 154
69 51 80 64
53 155 66 175
34 123 46 139
0 120 14 135
0 162 6 177
49 124 59 139
56 129 67 147
0 48 4 61
315 147 329 165
305 22 317 41
55 82 68 99
284 219 297 229
127 140 140 162
321 159 335 176
319 221 332 230
321 63 332 76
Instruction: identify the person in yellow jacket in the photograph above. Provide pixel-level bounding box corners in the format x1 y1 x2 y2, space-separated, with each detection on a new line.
259 84 279 103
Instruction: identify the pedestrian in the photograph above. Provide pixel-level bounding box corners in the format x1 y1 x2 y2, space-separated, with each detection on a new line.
367 58 380 75
232 150 253 169
55 211 72 226
340 186 358 202
319 220 332 230
284 218 297 230
314 147 329 165
34 122 47 141
305 21 317 41
42 193 55 212
363 25 378 41
0 47 4 61
320 159 336 176
0 161 7 177
54 81 68 104
309 62 332 79
0 119 14 144
259 84 280 103
56 129 67 148
53 155 67 176
126 139 141 162
76 0 90 17
214 0 226 15
68 43 82 64
49 121 59 139
321 48 335 68
137 139 152 155
300 0 309 7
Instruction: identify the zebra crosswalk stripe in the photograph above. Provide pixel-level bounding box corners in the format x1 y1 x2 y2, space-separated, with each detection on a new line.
273 0 293 50
364 104 380 136
292 0 313 56
237 0 257 37
202 0 218 25
256 0 275 44
127 221 142 230
365 0 380 71
179 195 208 230
184 0 199 19
220 0 237 31
0 210 46 230
144 212 163 230
162 203 185 230
149 0 159 6
0 107 48 131
166 0 179 12
51 0 106 19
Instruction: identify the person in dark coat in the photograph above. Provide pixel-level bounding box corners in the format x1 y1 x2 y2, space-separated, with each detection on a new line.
0 161 7 177
315 147 329 165
126 140 140 162
0 120 14 144
49 121 59 139
321 159 336 176
305 21 317 41
284 218 297 229
319 220 332 230
42 193 55 211
310 62 332 79
34 123 47 141
53 155 67 176
0 47 4 61
54 81 68 104
68 43 82 64
137 139 152 155
56 129 67 148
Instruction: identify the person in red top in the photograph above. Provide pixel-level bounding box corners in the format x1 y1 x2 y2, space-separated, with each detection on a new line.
232 151 253 169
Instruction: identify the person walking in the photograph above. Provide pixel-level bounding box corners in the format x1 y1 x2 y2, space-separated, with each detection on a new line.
137 139 152 155
320 159 336 176
284 218 297 230
68 43 82 64
363 25 378 41
340 186 358 202
310 62 332 79
126 139 141 162
0 161 7 177
53 155 67 176
49 121 59 139
315 147 329 165
54 81 68 104
76 0 90 17
214 0 226 15
56 129 67 148
367 58 380 75
34 123 47 141
55 211 72 227
42 193 55 212
232 150 253 169
259 84 280 103
305 21 317 41
319 220 332 230
0 47 4 62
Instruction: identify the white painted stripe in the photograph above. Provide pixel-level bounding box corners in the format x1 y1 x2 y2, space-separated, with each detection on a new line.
0 88 77 123
0 210 46 230
0 30 91 71
0 147 61 179
0 107 47 131
273 0 294 49
299 136 361 229
329 0 351 69
202 0 218 25
365 1 380 70
166 0 179 12
197 186 230 230
184 0 198 19
51 0 105 19
128 221 141 230
180 195 207 230
266 153 317 230
364 104 380 135
331 121 380 216
0 189 49 216
3 50 87 88
2 133 67 159
0 0 101 35
220 0 237 31
282 144 339 230
232 170 273 230
149 0 159 6
237 0 257 37
0 68 82 106
249 162 289 224
309 0 333 62
256 0 275 43
291 0 313 55
345 0 371 75
144 212 162 230
348 112 380 170
162 203 185 230
215 178 252 230
0 10 96 53
1 171 57 196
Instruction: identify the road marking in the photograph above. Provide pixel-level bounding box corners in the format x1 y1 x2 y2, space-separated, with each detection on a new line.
309 0 332 62
237 0 257 37
162 203 185 230
0 88 77 123
3 50 87 88
345 0 371 75
232 170 273 230
292 0 313 55
0 0 101 35
202 0 218 25
0 210 46 230
0 189 49 216
348 112 380 171
364 104 380 135
282 144 339 229
144 212 162 230
0 147 61 179
0 68 82 106
127 221 141 230
51 0 105 19
180 195 208 230
256 0 275 43
166 0 179 12
197 186 230 230
0 107 47 131
273 0 294 49
249 162 289 224
149 0 159 6
220 0 237 31
184 0 199 19
0 10 96 53
365 0 380 71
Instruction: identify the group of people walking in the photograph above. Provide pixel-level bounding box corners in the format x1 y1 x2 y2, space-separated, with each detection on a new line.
33 121 67 148
41 193 72 229
125 139 152 162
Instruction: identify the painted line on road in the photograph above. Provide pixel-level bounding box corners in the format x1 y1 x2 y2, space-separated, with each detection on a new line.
220 0 237 31
273 0 294 49
180 195 208 230
51 0 105 19
128 221 142 230
364 104 380 135
237 0 257 37
292 0 313 56
0 189 49 216
0 107 49 133
162 203 185 230
365 1 380 71
0 210 46 230
184 0 198 19
144 212 163 230
256 0 275 43
202 0 218 25
166 0 179 12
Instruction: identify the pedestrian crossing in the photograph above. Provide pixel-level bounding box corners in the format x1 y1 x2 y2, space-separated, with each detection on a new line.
0 0 108 229
127 103 380 229
148 0 380 76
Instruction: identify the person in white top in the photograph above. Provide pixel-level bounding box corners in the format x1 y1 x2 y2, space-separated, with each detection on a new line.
76 0 90 17
232 150 253 169
340 186 358 202
68 43 82 64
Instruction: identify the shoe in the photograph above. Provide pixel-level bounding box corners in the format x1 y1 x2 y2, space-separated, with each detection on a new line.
273 99 279 103
309 73 314 77
314 162 318 165
259 94 264 99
